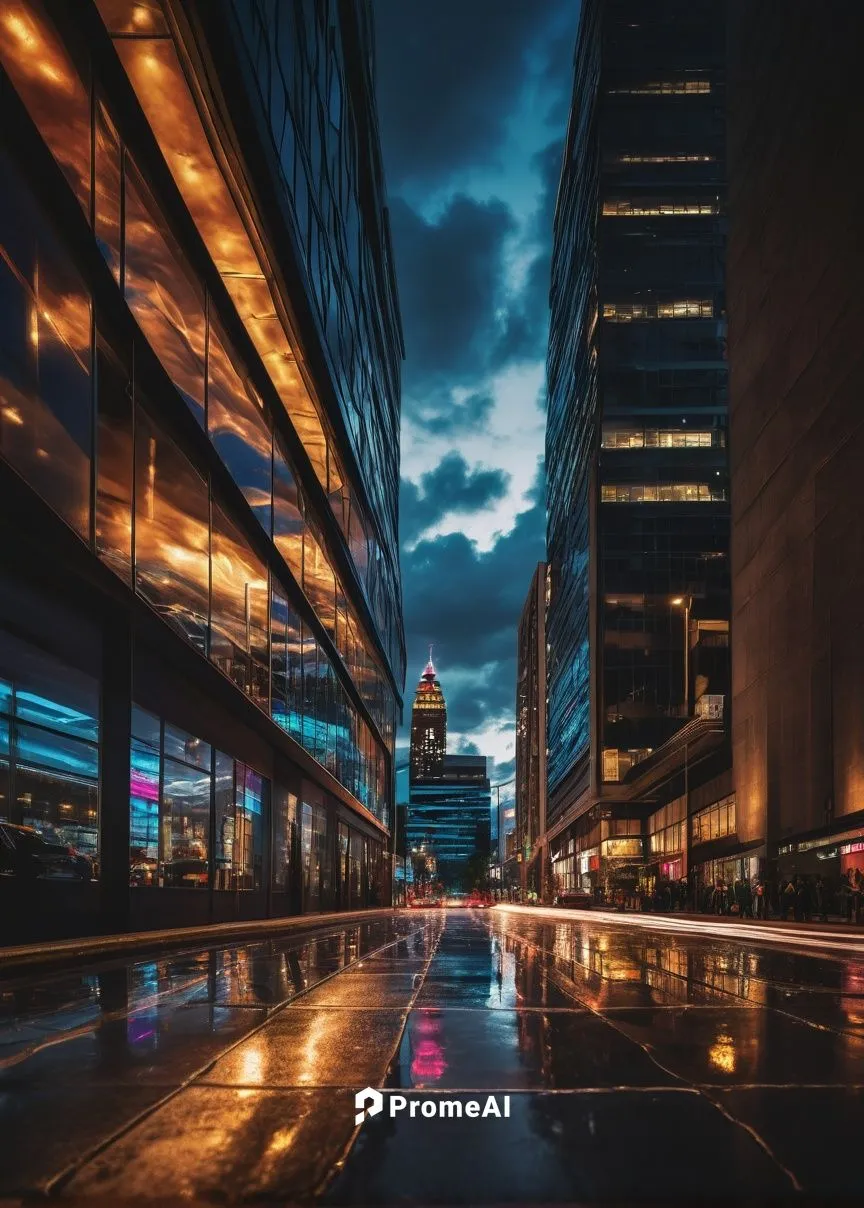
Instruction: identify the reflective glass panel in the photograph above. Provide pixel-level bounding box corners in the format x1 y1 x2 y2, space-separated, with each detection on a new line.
124 163 206 425
207 323 272 534
0 0 91 214
160 756 210 888
95 342 133 583
210 503 269 706
134 409 209 653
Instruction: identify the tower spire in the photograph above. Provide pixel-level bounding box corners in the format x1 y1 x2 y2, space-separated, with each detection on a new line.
423 644 436 680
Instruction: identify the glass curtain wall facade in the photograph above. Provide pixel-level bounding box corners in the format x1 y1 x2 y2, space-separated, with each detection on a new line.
407 756 492 894
0 0 403 939
515 564 548 888
546 0 729 828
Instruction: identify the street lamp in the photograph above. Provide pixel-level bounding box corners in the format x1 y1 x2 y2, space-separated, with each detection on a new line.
672 595 693 906
671 596 691 717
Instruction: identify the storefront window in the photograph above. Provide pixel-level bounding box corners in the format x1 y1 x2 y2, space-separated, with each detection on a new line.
0 631 99 873
214 754 266 891
272 786 297 892
160 757 210 888
349 829 364 908
301 791 330 912
130 706 160 886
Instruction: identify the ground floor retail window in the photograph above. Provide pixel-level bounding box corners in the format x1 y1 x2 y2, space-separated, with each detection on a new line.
0 630 99 879
301 793 330 913
129 704 268 891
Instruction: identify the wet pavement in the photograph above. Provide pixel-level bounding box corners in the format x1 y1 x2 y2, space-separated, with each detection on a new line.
2 908 864 1203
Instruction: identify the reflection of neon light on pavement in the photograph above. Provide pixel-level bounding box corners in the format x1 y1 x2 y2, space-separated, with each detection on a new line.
411 1013 446 1082
495 905 864 956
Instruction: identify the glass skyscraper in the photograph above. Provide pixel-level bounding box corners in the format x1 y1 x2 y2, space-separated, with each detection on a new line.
405 659 491 892
545 0 730 898
0 0 404 939
409 652 446 783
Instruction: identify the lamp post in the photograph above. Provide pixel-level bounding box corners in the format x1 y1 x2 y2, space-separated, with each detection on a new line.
671 596 692 718
672 595 693 905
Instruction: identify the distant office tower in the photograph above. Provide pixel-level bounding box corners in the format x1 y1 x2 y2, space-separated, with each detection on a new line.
407 754 492 892
515 563 548 895
544 0 731 900
0 0 404 940
409 653 446 783
728 1 864 885
406 657 491 889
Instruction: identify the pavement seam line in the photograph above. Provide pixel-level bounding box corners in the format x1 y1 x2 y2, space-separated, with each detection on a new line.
312 916 446 1200
494 913 804 1195
42 920 431 1198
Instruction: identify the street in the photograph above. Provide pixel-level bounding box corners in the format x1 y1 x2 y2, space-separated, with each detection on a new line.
3 908 864 1203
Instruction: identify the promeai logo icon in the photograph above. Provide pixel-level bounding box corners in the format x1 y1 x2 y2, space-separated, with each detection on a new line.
355 1087 384 1126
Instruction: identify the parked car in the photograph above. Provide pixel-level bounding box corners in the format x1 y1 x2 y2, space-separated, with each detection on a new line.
0 823 94 880
554 887 593 909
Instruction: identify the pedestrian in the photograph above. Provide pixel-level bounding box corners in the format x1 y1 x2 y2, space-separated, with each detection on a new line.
754 879 765 920
783 877 797 921
814 875 827 922
853 869 863 925
742 878 753 919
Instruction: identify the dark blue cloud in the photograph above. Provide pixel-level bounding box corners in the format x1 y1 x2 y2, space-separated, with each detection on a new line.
401 459 546 734
389 194 515 406
400 452 511 546
374 0 573 191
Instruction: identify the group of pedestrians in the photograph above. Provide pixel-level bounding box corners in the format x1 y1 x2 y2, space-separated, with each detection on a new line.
699 868 864 923
632 866 864 924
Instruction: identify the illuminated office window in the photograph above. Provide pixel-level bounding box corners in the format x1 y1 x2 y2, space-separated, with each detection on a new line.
615 153 715 164
601 483 726 503
602 199 720 217
692 794 737 845
602 428 717 449
608 81 711 95
602 300 713 321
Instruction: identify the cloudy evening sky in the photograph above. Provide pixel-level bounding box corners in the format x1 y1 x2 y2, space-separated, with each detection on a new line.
373 0 580 794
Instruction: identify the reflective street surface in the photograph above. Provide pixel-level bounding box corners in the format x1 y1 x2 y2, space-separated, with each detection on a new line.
3 909 864 1204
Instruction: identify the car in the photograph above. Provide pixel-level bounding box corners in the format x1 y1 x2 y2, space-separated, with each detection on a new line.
0 822 94 880
445 894 467 907
554 887 593 909
466 892 492 909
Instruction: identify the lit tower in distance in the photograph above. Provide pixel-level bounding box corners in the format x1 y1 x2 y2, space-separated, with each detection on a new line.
410 648 446 783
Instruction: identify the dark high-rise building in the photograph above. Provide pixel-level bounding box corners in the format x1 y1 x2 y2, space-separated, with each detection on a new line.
728 1 864 887
0 0 404 940
515 563 548 895
407 754 491 893
409 652 446 783
406 657 491 891
544 0 731 899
